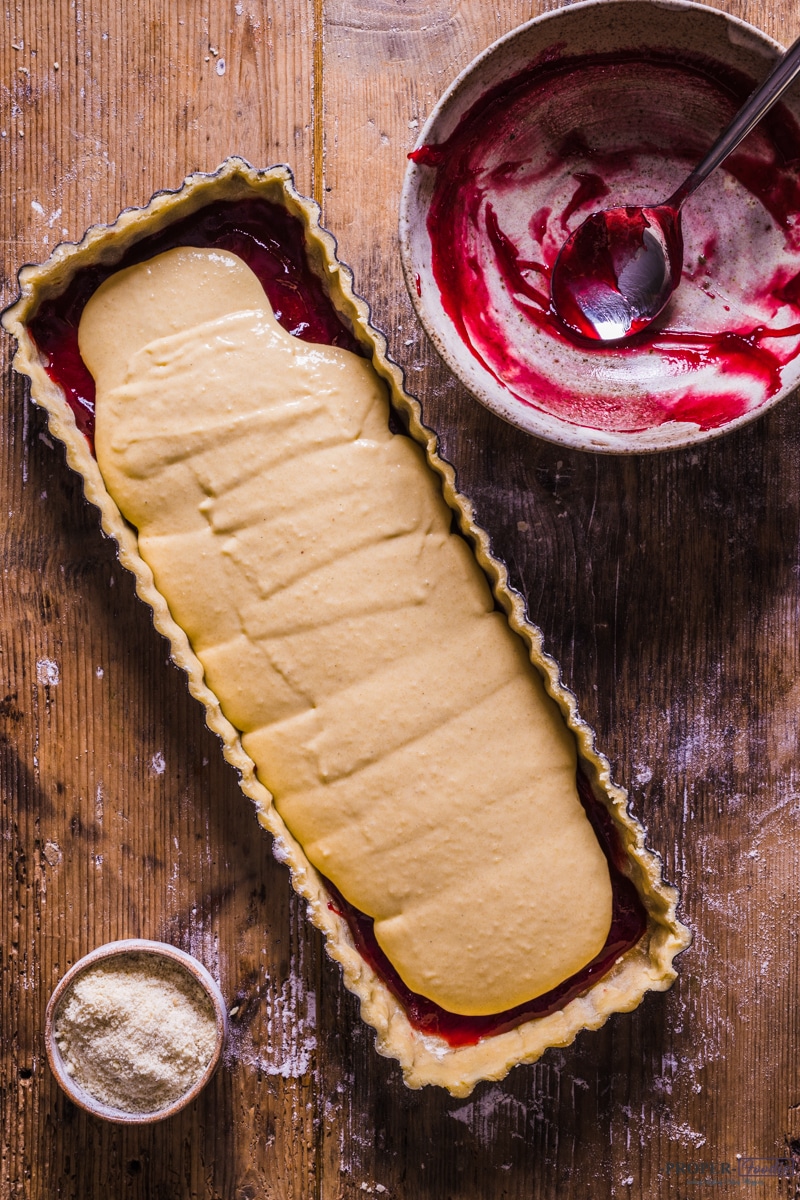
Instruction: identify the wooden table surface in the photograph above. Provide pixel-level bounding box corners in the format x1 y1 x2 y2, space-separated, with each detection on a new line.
3 0 800 1196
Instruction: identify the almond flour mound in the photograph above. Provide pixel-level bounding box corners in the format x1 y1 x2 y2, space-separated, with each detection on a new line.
54 952 218 1113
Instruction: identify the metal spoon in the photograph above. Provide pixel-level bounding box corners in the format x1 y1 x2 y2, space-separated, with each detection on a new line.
550 31 800 343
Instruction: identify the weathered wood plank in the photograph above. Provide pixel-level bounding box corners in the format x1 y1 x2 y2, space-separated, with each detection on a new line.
1 1 321 1197
318 0 800 1195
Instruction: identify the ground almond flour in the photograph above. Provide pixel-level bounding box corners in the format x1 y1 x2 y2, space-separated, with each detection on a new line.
54 952 219 1113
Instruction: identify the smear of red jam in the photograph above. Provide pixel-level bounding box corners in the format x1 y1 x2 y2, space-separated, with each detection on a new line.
560 172 610 230
28 198 362 449
412 50 800 433
30 196 648 1043
326 770 647 1047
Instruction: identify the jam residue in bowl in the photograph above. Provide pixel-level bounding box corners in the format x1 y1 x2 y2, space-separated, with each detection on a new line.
409 49 800 438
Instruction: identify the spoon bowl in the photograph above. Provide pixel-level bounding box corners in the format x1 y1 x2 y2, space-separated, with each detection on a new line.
550 29 800 343
551 204 682 341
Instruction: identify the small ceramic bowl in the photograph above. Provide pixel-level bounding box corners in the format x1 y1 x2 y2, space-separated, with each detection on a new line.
44 939 227 1124
400 0 800 453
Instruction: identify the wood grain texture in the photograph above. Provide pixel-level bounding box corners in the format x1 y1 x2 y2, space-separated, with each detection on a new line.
3 0 800 1196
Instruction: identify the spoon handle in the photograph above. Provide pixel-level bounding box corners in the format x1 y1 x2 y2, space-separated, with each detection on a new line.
669 30 800 208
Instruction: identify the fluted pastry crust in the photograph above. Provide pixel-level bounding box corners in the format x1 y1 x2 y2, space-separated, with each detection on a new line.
2 157 690 1095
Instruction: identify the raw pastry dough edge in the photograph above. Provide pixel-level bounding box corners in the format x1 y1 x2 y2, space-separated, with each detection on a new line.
1 156 691 1097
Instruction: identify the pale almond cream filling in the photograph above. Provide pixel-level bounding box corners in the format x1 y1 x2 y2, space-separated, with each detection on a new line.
78 247 613 1016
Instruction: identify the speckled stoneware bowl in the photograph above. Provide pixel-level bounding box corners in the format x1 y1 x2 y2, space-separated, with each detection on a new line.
44 939 227 1124
400 0 800 453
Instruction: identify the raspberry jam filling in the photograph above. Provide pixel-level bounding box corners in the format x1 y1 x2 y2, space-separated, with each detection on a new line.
28 197 647 1044
411 50 800 433
327 771 646 1047
29 199 361 449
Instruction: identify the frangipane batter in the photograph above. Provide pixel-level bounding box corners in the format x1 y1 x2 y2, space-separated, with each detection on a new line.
78 246 612 1016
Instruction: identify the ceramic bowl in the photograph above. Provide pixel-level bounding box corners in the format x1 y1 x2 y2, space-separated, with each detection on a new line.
399 0 800 453
44 939 228 1123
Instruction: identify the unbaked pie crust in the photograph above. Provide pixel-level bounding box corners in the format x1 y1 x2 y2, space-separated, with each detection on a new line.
2 157 690 1095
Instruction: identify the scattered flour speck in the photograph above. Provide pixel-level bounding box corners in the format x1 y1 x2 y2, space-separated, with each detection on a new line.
36 658 59 686
448 1085 527 1146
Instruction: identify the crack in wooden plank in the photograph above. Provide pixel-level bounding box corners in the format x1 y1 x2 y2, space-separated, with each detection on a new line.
312 0 325 208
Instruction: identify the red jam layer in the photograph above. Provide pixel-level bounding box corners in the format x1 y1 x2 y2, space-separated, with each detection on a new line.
412 50 800 433
28 196 647 1044
327 770 646 1047
28 198 362 449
